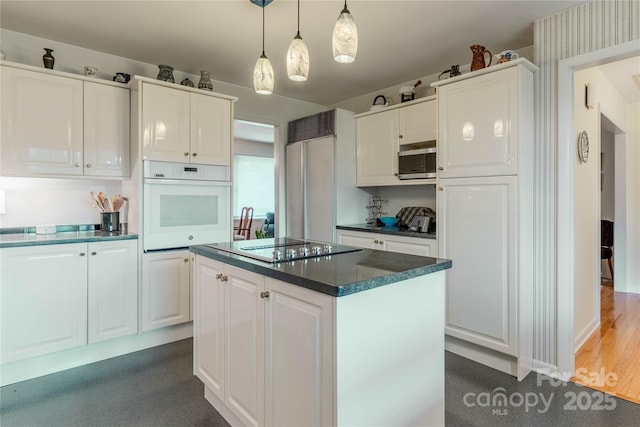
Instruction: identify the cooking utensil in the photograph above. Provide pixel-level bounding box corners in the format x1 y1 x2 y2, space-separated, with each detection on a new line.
90 191 105 212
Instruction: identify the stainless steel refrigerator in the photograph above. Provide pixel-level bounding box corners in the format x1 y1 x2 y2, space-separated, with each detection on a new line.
286 109 369 243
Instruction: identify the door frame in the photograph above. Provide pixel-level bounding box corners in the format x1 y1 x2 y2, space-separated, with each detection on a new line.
556 39 640 376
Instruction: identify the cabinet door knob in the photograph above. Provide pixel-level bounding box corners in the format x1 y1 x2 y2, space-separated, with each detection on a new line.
260 291 270 299
394 173 398 176
438 187 443 191
438 166 444 171
192 153 197 157
79 252 86 256
184 152 189 157
183 258 189 263
215 273 222 280
221 275 228 282
379 240 384 244
399 135 403 139
374 239 379 244
86 164 92 168
75 163 82 167
91 251 97 256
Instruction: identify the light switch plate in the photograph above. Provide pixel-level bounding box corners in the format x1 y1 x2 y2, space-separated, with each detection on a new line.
36 224 57 235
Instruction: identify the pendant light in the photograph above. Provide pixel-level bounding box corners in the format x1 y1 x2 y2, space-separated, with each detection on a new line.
332 0 358 63
286 0 309 81
253 0 274 95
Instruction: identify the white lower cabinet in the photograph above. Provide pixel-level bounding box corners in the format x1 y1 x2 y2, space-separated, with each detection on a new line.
437 176 517 356
194 255 333 427
336 229 437 257
141 249 191 332
0 240 138 364
88 240 138 343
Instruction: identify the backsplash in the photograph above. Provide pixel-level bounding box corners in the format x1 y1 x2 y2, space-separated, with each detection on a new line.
372 185 436 218
0 177 123 228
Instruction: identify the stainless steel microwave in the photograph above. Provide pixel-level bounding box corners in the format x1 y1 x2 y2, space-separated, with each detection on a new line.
398 147 437 179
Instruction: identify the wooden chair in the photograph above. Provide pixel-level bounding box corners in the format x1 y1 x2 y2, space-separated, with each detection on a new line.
234 207 254 240
601 219 614 281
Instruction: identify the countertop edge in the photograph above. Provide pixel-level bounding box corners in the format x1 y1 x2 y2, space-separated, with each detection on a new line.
337 224 436 240
190 245 451 297
0 232 138 248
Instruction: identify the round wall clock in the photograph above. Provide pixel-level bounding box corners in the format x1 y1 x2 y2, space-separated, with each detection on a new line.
578 130 589 163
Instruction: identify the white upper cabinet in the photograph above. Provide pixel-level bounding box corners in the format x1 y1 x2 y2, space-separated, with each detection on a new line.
1 63 130 178
190 93 231 166
84 82 130 177
436 66 520 178
356 109 399 186
1 65 84 176
141 83 191 162
399 98 437 145
141 81 233 166
356 97 436 187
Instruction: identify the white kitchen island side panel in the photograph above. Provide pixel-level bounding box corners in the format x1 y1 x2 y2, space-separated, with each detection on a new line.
335 271 445 427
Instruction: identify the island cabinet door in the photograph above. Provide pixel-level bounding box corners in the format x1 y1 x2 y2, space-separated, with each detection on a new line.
194 256 225 401
264 278 334 427
225 264 265 427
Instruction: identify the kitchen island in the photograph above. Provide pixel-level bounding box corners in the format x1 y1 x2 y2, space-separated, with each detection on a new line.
191 238 451 427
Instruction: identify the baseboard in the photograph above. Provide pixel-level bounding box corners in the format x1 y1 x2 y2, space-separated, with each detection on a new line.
0 322 193 386
445 335 518 377
574 316 599 353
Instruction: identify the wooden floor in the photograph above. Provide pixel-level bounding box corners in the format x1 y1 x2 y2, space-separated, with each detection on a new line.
573 281 640 404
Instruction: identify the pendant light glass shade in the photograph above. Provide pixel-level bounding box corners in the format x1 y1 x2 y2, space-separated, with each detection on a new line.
287 0 309 81
332 1 358 63
253 1 274 95
254 52 274 95
287 32 309 81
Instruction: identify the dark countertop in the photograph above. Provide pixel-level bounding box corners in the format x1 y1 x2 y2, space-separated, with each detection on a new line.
191 238 451 297
337 223 436 240
0 224 138 248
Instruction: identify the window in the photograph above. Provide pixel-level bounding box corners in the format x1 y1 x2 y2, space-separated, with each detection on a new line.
233 155 274 219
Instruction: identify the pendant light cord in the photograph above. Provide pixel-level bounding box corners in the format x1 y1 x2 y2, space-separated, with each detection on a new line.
262 0 265 55
297 0 300 33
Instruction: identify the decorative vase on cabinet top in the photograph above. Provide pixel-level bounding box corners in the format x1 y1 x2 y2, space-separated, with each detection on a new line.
157 64 175 83
42 48 55 69
198 70 213 91
470 44 492 71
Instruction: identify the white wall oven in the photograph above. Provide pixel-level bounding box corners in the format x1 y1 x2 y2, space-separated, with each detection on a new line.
143 161 231 251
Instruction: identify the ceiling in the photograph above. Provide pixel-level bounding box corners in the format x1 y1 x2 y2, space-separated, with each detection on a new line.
0 0 585 106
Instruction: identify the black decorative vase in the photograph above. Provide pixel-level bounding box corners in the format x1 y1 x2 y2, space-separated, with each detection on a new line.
156 64 175 83
43 48 55 69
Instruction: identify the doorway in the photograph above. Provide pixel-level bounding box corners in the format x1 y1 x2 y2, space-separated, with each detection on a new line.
232 119 277 240
556 40 640 384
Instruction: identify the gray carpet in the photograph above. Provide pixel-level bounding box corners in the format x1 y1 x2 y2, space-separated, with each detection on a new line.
1 338 638 426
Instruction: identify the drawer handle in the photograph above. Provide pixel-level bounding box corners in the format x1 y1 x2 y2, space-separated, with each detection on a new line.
192 153 198 157
260 291 270 299
378 240 384 244
79 252 86 256
91 251 97 256
374 239 379 244
184 152 189 157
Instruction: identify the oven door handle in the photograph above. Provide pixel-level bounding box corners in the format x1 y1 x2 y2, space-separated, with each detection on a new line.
143 178 231 186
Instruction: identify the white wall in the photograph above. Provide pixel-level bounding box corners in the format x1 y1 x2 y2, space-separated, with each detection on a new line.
0 28 326 229
372 186 436 219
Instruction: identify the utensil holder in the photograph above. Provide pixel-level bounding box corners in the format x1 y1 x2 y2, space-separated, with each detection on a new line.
101 212 120 232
